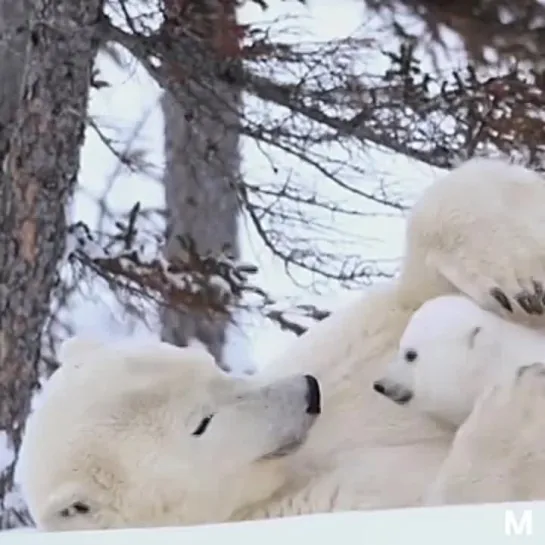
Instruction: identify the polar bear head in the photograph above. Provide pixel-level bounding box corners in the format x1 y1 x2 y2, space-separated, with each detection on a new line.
372 294 505 429
19 338 321 531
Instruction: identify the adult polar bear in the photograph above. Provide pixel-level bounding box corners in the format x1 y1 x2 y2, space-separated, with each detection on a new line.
19 158 545 531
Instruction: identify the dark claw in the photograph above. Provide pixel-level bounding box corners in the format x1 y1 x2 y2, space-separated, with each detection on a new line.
516 293 543 315
533 296 545 316
517 364 531 379
532 279 544 297
514 280 545 315
515 294 533 313
517 362 545 380
490 287 513 312
539 282 545 307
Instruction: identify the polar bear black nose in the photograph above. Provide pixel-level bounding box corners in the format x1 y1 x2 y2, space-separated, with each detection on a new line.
373 380 386 395
304 374 321 415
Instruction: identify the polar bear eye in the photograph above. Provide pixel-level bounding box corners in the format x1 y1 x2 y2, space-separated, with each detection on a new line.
59 501 90 518
404 349 418 363
192 414 214 436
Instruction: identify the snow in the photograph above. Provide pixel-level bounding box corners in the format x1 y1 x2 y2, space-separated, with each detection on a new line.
3 502 544 543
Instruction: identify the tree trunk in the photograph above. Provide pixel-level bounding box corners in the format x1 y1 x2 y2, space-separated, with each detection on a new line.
0 0 29 157
159 1 243 369
0 0 103 526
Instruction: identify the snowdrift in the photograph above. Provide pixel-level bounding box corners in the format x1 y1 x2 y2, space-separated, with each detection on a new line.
3 502 544 544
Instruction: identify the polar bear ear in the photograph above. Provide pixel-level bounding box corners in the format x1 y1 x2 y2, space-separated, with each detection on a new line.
57 336 105 369
467 326 482 349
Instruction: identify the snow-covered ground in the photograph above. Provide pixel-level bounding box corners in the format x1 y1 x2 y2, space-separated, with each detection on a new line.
4 502 543 543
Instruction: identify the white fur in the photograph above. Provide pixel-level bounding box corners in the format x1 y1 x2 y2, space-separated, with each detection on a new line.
19 340 322 530
375 294 545 428
426 362 545 505
19 157 545 530
57 337 104 368
404 157 545 329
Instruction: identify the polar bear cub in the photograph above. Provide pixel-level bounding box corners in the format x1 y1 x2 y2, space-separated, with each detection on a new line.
373 294 545 428
18 339 322 531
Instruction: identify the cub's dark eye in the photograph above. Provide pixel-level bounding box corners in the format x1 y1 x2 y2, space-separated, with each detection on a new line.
192 414 214 436
59 501 90 518
404 349 418 363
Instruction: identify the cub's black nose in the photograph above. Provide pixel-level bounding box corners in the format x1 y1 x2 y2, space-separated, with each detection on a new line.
373 381 386 395
304 374 321 415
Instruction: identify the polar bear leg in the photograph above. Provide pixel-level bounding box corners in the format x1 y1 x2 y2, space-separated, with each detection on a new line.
425 362 545 506
427 249 545 320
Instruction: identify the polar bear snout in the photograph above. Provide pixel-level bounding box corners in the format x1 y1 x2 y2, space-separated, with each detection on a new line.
373 380 386 395
373 379 413 405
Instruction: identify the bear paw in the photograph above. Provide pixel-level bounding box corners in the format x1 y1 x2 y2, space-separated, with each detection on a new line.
459 362 545 440
426 361 545 506
516 361 545 384
496 361 545 416
427 250 545 323
490 280 545 316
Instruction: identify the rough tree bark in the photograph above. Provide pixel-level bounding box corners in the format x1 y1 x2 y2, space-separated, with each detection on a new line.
159 0 242 368
0 0 32 525
0 0 103 526
0 1 30 158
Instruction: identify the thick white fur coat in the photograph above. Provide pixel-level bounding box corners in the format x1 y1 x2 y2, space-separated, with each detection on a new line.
19 158 545 529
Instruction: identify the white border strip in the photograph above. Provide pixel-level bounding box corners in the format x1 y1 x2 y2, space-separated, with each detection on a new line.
4 502 544 544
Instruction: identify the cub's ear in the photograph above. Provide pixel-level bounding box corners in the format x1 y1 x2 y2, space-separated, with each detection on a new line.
57 336 105 369
468 326 482 349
